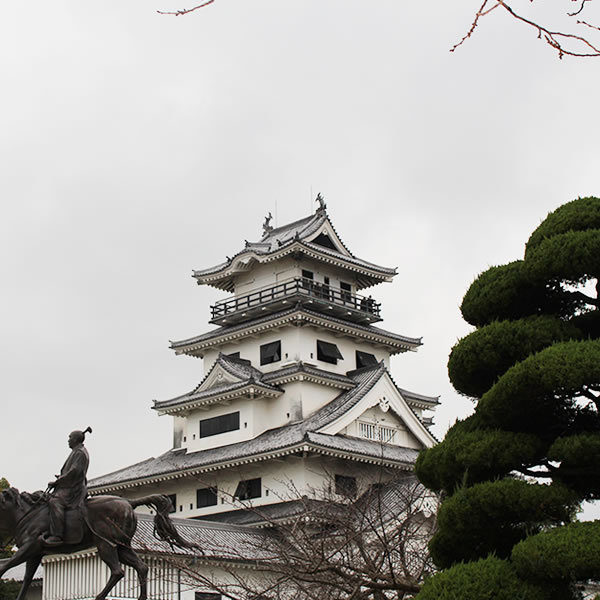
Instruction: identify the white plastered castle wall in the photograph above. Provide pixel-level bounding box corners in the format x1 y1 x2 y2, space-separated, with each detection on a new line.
231 256 363 299
201 325 390 377
116 455 376 520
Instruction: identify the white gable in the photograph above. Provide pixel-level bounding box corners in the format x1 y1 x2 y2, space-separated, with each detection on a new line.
317 371 436 449
305 218 353 258
197 362 243 392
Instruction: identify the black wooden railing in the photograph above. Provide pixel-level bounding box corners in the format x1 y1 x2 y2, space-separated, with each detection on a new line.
210 277 381 320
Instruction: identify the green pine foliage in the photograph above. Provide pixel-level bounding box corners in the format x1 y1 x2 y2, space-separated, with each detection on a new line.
415 197 600 599
417 556 547 600
0 581 20 600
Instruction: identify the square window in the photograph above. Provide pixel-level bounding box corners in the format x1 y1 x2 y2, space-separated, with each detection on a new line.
166 494 176 513
234 478 261 500
197 487 218 509
317 340 343 365
335 474 357 499
260 341 281 365
356 350 378 369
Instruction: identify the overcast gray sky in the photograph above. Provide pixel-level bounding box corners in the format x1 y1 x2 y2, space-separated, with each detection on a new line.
1 0 599 520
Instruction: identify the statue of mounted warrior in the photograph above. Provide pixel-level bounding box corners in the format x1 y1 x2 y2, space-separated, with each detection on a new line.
0 428 196 600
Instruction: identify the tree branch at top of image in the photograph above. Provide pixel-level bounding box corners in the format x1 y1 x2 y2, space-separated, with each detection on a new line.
157 0 214 16
454 0 600 58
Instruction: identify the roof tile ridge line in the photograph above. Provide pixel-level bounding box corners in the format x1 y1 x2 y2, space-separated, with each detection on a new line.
160 379 281 408
218 352 265 382
171 305 418 349
157 353 254 404
304 364 385 431
298 306 422 344
396 385 441 405
88 455 157 484
383 366 440 442
319 211 355 258
261 361 352 381
293 209 328 243
259 212 318 241
298 239 396 273
169 306 300 348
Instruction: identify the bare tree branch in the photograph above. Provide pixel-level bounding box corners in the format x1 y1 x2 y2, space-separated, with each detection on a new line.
455 0 600 58
157 0 214 16
163 474 436 600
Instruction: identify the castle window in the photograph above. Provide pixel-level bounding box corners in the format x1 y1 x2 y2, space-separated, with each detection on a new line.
195 593 221 600
166 494 176 513
260 341 281 365
356 350 378 369
235 477 261 500
317 340 343 365
196 487 218 508
340 281 352 302
335 474 357 499
199 412 240 438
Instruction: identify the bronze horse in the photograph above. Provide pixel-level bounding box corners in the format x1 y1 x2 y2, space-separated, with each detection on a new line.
0 487 194 600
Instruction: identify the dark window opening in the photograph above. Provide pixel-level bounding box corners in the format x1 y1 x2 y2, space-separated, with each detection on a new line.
260 341 281 365
166 494 176 514
317 340 343 365
335 474 357 499
197 487 218 508
356 351 378 369
301 269 314 280
340 281 352 302
199 412 240 438
195 593 221 600
312 232 338 251
235 478 261 500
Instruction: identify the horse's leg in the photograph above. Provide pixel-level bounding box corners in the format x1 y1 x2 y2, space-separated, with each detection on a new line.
117 546 148 600
0 543 38 577
15 556 41 600
94 541 124 600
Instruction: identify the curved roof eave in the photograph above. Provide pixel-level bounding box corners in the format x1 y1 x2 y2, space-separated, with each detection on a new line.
192 241 397 292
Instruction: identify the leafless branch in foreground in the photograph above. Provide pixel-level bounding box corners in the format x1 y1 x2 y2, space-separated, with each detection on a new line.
164 474 437 600
157 0 214 16
454 0 600 58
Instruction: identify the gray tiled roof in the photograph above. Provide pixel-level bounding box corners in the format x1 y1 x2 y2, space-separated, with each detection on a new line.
192 210 396 283
89 365 423 491
170 306 422 350
0 559 43 583
261 362 355 387
301 364 386 430
133 514 275 561
306 432 419 464
154 354 280 411
194 498 330 526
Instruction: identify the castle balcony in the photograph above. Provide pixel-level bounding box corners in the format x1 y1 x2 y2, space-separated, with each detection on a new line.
210 277 382 326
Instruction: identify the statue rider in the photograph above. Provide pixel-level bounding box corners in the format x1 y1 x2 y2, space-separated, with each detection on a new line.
44 427 92 546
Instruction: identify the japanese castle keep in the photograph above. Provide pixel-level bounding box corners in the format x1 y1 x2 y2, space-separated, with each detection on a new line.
41 200 439 600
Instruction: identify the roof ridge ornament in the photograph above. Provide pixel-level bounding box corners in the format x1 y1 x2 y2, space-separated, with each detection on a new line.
315 193 327 213
263 212 273 235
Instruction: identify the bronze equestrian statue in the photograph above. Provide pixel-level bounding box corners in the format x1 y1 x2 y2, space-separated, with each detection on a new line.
0 428 195 600
45 427 92 546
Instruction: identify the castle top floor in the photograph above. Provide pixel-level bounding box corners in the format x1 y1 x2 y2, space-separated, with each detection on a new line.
193 199 398 327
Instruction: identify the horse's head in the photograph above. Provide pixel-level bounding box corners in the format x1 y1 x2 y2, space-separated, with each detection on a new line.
0 487 24 535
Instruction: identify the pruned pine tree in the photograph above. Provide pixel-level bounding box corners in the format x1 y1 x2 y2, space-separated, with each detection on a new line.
416 196 600 599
